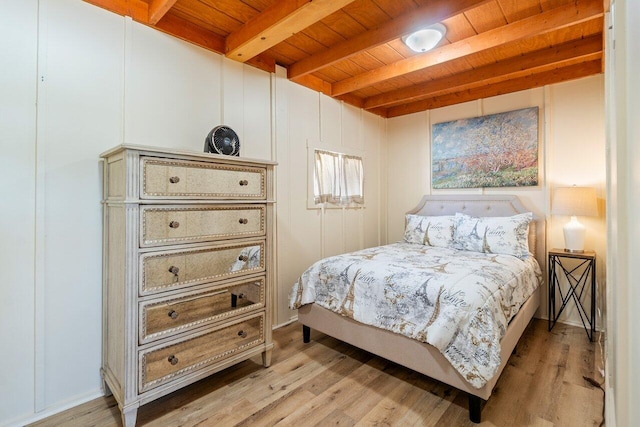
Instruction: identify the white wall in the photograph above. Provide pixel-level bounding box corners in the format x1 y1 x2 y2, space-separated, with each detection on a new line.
606 1 640 425
273 67 386 324
0 1 385 425
0 0 38 423
545 77 606 327
2 1 237 424
386 75 607 330
35 1 124 414
0 0 612 425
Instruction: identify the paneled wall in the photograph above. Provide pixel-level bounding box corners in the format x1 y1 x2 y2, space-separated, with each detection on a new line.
386 75 606 329
606 1 640 424
0 0 38 423
0 1 606 426
546 77 606 328
34 2 124 414
0 1 385 425
273 66 386 324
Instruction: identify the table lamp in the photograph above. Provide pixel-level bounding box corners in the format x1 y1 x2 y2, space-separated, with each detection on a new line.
551 186 598 253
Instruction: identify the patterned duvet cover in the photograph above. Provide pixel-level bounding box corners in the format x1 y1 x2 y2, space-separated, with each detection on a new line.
289 242 542 388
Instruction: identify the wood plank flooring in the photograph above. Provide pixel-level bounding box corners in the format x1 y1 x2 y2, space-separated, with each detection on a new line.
29 319 604 427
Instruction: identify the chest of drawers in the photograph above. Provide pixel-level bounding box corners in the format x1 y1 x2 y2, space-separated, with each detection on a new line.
100 145 275 427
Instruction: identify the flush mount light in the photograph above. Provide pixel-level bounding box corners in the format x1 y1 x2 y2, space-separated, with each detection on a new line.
402 23 446 53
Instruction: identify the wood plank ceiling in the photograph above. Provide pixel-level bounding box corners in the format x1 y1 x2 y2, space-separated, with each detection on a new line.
84 0 604 118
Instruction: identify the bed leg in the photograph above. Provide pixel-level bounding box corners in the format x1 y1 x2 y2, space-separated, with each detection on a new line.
302 325 311 343
468 395 483 423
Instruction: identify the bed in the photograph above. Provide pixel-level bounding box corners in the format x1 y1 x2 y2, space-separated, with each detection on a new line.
289 195 544 423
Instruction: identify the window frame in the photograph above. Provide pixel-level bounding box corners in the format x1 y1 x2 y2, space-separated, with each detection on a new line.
306 141 365 210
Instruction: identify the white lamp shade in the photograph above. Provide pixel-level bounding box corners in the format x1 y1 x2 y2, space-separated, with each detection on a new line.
551 186 598 217
551 186 598 252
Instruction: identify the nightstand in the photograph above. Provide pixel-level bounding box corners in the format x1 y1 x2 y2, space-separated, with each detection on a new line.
548 248 596 341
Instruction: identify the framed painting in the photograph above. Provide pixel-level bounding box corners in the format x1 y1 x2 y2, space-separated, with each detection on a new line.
431 107 539 189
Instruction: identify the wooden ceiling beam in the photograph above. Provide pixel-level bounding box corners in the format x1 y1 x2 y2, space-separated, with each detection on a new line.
291 75 365 109
152 12 225 53
331 0 603 96
246 54 277 74
385 59 603 117
148 0 178 25
364 34 603 109
334 93 365 109
287 0 493 81
225 0 357 62
82 0 148 22
292 74 333 96
83 0 226 54
408 51 603 101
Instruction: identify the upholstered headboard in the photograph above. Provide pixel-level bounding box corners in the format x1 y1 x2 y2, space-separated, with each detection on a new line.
406 195 545 268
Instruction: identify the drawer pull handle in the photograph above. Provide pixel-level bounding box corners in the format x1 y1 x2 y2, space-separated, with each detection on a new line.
169 221 180 229
238 255 249 262
239 180 249 186
168 355 179 365
168 266 180 281
238 330 247 338
238 293 245 299
168 310 179 320
169 176 180 184
239 218 248 224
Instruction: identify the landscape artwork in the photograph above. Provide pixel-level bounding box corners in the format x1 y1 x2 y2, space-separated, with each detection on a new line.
432 107 539 189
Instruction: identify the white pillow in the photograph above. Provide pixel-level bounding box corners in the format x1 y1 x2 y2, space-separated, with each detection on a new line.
453 212 532 258
404 214 455 248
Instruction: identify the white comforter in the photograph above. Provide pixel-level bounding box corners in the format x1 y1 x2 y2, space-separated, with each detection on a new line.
289 243 542 388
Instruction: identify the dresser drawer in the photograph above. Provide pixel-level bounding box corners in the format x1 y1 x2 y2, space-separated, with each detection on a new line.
139 277 265 344
141 157 265 200
140 241 264 295
139 312 264 392
140 205 265 247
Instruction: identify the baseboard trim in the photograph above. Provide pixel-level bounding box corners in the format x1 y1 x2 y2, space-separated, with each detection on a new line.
2 390 104 427
605 386 616 427
272 315 298 330
604 345 615 427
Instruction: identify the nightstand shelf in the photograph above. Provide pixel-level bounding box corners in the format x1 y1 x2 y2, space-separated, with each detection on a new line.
548 249 596 341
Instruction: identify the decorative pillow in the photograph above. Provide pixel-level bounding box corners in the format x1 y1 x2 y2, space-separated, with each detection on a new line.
403 214 455 248
453 212 532 258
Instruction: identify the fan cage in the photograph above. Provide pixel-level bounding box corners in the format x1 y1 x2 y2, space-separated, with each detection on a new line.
204 125 240 156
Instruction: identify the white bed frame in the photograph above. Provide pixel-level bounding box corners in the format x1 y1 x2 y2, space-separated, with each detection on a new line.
297 195 544 423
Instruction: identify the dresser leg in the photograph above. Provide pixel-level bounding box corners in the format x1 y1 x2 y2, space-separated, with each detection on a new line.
100 369 112 397
120 405 138 427
101 379 112 397
262 349 272 367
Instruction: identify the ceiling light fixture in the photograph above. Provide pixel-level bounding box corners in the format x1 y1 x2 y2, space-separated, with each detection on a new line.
402 23 446 53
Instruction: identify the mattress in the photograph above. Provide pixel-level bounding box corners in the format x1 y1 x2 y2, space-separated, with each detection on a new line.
290 242 542 388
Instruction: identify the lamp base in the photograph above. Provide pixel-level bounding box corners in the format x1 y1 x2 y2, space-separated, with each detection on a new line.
563 248 585 254
563 216 586 253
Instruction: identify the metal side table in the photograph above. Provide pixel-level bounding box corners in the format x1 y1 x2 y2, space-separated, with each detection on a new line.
548 248 596 341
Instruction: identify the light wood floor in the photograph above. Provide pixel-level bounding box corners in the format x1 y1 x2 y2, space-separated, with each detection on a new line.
30 319 604 427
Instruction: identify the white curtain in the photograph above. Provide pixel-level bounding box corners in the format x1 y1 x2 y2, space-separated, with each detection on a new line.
314 150 364 205
342 154 364 204
314 150 340 204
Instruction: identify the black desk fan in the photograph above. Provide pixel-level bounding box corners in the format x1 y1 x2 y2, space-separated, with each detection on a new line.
204 125 240 156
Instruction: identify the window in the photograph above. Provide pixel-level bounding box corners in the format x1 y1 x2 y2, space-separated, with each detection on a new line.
313 149 364 206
